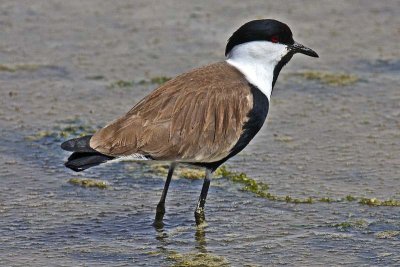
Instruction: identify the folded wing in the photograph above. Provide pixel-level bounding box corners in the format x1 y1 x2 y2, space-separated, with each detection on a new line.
90 62 253 163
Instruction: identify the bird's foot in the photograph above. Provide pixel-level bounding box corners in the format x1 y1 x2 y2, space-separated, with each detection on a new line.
194 208 206 226
153 203 166 228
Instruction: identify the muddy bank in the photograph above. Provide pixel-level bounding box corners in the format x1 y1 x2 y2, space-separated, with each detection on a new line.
0 1 399 266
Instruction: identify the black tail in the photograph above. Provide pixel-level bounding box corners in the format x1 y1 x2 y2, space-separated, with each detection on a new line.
61 135 114 172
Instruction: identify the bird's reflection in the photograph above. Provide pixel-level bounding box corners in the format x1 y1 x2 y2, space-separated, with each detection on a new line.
153 221 209 255
154 223 169 244
194 225 207 253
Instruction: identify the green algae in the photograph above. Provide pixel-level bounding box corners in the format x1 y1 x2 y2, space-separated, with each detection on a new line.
319 197 332 203
108 80 134 88
25 130 55 142
217 166 400 206
345 195 357 201
375 230 400 239
58 124 96 138
333 219 369 231
145 248 222 266
179 168 206 179
150 164 169 176
215 166 270 192
281 195 313 204
292 71 359 86
348 219 369 229
0 63 42 72
25 120 96 142
334 222 352 230
68 178 109 189
216 166 313 204
167 251 229 267
150 164 206 180
149 76 171 85
358 198 400 207
146 250 161 256
319 197 340 203
86 75 105 80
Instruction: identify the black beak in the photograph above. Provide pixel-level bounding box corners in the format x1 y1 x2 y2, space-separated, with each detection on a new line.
290 41 319 58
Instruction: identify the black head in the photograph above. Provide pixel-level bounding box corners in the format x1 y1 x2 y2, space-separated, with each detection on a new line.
225 19 318 58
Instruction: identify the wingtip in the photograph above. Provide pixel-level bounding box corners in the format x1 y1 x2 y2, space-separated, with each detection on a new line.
61 139 73 151
64 161 85 172
61 135 95 152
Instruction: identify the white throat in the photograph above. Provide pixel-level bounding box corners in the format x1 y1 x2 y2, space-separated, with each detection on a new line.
226 41 289 101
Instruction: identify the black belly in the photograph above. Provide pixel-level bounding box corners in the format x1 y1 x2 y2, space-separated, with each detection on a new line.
195 84 269 171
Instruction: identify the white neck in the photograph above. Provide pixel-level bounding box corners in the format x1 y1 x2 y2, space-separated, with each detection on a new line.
226 41 289 101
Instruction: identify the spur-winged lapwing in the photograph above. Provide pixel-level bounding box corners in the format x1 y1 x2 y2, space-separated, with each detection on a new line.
61 19 318 226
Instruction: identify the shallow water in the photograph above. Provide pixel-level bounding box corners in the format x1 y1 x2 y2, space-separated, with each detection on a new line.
1 1 399 266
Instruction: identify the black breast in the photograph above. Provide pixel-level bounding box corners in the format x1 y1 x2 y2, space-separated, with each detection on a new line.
197 84 269 171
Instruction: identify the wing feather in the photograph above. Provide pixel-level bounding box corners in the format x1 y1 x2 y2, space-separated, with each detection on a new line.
90 62 254 162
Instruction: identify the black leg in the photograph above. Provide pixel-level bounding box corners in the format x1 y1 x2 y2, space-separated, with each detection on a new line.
194 168 211 225
153 162 176 227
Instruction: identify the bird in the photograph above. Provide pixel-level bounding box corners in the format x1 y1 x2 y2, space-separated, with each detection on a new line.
61 19 318 226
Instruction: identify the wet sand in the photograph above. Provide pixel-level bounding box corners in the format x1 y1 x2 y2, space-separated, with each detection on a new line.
0 1 399 266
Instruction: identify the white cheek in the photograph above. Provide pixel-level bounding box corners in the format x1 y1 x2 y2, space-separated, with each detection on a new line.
226 41 289 101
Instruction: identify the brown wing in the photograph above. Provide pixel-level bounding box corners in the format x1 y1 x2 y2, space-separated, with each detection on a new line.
90 62 253 163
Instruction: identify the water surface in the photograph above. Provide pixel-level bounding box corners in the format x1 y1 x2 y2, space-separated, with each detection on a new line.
0 1 399 266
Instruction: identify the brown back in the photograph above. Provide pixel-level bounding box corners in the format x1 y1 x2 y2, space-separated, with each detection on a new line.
90 62 254 163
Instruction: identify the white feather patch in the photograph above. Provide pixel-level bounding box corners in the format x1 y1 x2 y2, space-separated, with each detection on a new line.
226 41 289 101
111 154 151 163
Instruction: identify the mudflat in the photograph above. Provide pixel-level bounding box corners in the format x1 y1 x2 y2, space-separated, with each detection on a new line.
0 1 399 266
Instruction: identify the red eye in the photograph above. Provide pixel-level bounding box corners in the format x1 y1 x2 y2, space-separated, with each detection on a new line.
271 36 279 43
